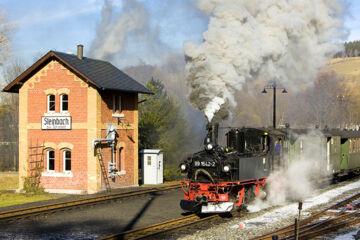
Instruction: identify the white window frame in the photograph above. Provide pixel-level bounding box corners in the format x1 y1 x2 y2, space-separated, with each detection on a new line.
47 95 55 113
112 95 124 118
47 150 55 172
63 150 71 172
60 94 69 113
112 95 122 113
117 147 126 175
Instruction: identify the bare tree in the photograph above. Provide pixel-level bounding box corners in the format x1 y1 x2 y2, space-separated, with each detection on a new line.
226 70 350 130
0 7 11 65
0 60 26 171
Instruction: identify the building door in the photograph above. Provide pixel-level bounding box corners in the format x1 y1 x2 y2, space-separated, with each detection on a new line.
144 154 156 184
340 139 349 170
327 139 330 172
157 153 163 184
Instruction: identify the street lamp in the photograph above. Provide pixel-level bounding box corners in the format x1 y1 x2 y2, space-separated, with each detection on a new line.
261 81 287 129
337 95 346 129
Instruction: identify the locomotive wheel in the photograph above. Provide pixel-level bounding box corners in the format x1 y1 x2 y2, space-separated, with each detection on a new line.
244 187 256 204
235 186 260 212
258 184 268 201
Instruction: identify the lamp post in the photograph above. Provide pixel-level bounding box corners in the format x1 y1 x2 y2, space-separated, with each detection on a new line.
337 95 345 129
261 81 287 129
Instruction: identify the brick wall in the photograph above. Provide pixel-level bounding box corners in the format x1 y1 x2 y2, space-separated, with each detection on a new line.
24 61 89 192
99 91 138 189
28 130 88 190
27 62 88 124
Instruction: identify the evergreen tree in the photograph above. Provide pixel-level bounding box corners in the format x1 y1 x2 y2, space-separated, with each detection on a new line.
139 78 191 178
334 40 360 58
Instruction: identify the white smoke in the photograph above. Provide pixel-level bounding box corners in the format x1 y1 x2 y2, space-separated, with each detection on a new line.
185 0 347 122
248 130 331 212
90 0 145 60
90 0 170 65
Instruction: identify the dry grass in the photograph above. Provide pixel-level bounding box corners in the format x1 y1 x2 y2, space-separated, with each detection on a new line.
0 172 61 208
0 192 59 208
325 57 360 80
0 172 18 191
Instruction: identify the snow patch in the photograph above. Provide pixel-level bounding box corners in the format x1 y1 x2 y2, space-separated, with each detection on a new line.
232 179 360 229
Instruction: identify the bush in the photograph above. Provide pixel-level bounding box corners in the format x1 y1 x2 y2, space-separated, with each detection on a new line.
164 165 181 181
23 177 44 194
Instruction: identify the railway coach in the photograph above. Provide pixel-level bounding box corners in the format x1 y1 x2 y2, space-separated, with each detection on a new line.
284 128 360 177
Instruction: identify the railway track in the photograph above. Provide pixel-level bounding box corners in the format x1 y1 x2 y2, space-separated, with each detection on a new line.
0 184 180 222
98 180 360 240
251 191 360 240
98 212 223 240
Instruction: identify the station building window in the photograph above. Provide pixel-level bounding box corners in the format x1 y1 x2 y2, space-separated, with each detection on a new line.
112 95 122 113
63 150 71 172
118 147 125 171
47 95 55 113
60 94 68 112
47 150 55 171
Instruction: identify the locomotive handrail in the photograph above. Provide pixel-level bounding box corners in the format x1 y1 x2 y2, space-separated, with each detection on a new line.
180 181 189 196
194 168 215 183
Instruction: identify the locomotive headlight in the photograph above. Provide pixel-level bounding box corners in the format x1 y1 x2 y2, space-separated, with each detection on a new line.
223 165 231 172
206 143 213 151
180 163 187 171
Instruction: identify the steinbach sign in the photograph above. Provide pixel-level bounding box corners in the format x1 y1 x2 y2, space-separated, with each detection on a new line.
42 116 71 130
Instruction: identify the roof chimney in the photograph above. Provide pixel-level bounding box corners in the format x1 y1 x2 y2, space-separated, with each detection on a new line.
77 44 83 60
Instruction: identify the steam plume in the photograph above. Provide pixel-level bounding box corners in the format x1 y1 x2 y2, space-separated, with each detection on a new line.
185 0 347 122
90 0 169 65
248 130 330 212
90 0 145 60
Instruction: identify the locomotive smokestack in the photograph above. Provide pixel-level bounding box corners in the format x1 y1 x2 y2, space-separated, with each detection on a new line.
206 122 219 145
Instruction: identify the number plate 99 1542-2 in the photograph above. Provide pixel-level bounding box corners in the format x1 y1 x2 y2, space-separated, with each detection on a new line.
194 161 215 167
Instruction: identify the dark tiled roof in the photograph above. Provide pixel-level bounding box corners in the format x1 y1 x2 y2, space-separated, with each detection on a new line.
53 52 152 94
3 51 152 94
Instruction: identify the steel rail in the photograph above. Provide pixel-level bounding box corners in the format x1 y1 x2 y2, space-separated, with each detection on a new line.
297 215 360 239
251 191 360 240
0 184 180 222
280 210 359 239
98 213 220 240
257 210 357 240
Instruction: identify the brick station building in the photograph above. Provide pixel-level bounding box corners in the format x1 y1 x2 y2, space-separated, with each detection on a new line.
3 45 152 194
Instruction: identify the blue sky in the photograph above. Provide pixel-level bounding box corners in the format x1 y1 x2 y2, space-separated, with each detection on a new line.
1 0 360 66
1 0 207 65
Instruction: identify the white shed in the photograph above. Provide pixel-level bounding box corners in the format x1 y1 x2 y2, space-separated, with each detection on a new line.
139 149 163 184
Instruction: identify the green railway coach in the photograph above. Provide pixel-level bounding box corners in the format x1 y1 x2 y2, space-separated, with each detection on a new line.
275 128 360 177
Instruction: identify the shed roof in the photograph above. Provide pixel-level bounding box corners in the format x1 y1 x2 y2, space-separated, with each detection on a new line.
322 129 360 138
139 149 163 154
3 51 152 94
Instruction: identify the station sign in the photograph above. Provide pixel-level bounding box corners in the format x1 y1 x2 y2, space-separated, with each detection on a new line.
42 116 71 130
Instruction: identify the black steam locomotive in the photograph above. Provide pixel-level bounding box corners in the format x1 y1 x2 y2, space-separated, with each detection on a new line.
180 124 282 213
